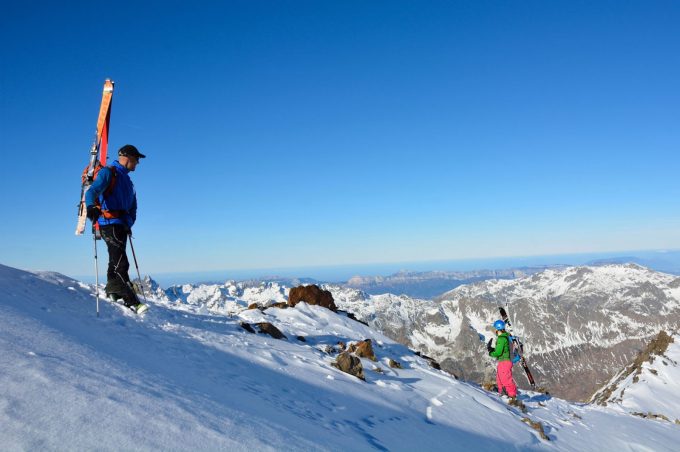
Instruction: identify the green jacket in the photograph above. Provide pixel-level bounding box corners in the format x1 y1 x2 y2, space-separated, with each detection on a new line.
489 332 511 361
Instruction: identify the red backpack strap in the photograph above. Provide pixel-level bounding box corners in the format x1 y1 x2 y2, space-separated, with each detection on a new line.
103 166 117 197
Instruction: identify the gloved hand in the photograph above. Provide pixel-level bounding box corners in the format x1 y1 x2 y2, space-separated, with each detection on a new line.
486 338 494 353
86 205 101 222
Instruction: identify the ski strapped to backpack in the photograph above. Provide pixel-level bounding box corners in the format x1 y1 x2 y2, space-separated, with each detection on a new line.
75 79 114 235
499 306 537 389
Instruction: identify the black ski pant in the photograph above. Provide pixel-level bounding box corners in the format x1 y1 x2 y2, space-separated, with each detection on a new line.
100 223 138 305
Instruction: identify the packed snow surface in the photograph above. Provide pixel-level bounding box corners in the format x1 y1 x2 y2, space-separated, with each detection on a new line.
1 263 679 451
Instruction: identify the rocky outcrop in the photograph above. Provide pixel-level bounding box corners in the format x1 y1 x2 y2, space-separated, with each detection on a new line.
591 330 674 405
255 322 287 340
349 339 377 361
332 352 365 380
288 285 337 311
240 322 256 333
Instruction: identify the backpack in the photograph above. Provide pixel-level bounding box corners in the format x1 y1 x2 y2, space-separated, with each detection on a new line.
508 335 522 364
81 162 119 218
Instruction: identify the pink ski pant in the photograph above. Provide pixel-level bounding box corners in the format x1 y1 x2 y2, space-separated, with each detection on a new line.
496 360 517 397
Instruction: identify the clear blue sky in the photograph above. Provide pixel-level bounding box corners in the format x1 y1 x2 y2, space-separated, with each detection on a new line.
1 1 679 279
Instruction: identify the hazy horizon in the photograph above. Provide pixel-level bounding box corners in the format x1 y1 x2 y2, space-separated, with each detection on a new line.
68 248 680 286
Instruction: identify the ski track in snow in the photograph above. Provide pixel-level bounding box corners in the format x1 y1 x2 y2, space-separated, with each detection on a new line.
1 263 679 451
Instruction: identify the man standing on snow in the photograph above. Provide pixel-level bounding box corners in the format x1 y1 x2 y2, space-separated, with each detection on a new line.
487 320 518 399
85 144 146 312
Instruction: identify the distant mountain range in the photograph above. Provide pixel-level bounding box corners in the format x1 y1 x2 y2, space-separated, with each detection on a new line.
331 264 680 401
145 263 680 402
344 267 562 298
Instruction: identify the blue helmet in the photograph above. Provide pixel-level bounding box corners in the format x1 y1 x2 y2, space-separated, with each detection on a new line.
493 320 506 331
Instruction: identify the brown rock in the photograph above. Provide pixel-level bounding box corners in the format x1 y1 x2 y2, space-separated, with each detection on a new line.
255 322 287 340
428 359 441 370
240 322 256 334
521 418 549 441
247 303 259 310
388 359 402 369
288 284 337 311
413 351 442 370
339 310 368 326
331 351 365 380
337 341 346 351
482 382 497 392
354 339 377 361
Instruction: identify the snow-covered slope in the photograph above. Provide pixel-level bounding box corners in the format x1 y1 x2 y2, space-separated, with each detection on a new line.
591 330 680 422
140 264 680 401
2 263 679 450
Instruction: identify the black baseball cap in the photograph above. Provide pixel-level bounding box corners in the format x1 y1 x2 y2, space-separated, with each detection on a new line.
118 144 146 159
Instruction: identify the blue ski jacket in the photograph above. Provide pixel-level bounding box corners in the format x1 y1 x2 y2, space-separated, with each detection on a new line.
85 160 137 229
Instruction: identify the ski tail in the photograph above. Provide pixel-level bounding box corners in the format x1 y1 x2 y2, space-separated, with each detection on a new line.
520 356 537 387
76 79 115 236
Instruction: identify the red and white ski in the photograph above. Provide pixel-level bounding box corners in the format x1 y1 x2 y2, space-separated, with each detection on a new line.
75 79 115 235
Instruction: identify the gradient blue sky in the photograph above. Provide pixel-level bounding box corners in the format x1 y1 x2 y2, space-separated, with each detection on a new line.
1 1 679 279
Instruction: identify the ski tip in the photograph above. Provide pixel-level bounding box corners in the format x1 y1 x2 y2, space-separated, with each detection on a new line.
103 79 114 92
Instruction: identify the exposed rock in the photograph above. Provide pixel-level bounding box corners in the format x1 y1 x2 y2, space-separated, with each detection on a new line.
388 359 402 369
592 330 674 405
353 339 377 361
346 311 369 326
266 302 288 309
482 382 497 392
427 359 441 370
521 418 549 441
413 351 441 370
247 303 259 310
509 397 528 413
331 352 365 380
631 412 671 422
240 322 256 334
337 341 346 351
255 322 286 340
296 335 306 342
288 284 337 311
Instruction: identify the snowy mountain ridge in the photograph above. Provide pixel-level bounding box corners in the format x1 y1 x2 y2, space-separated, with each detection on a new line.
148 263 680 401
2 262 680 450
591 330 680 423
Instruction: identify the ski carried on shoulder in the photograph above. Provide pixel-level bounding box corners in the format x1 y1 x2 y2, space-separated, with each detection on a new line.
499 306 537 389
75 79 115 236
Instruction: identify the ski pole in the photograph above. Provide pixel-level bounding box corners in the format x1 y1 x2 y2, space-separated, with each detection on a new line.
93 230 100 317
128 233 148 303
